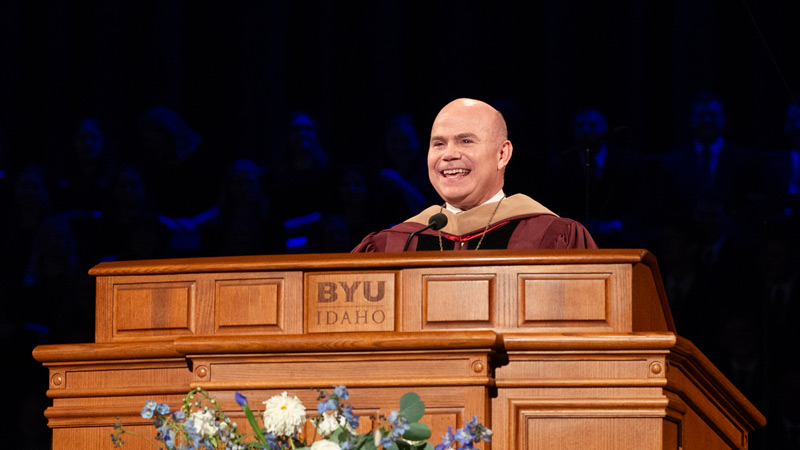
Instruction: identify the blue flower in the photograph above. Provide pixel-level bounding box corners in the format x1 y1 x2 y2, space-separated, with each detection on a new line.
317 398 338 414
387 411 410 440
156 403 170 415
173 411 185 420
185 418 202 448
264 432 279 448
235 391 248 407
454 427 473 445
435 426 455 450
342 404 360 429
333 385 349 400
380 434 395 448
141 400 157 419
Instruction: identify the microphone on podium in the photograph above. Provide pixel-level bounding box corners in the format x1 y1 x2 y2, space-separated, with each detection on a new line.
403 213 448 251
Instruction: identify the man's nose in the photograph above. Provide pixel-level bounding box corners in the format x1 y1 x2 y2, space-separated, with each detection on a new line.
441 144 461 160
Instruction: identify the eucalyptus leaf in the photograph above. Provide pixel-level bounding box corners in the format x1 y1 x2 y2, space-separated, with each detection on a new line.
399 392 425 422
331 426 347 442
403 422 432 441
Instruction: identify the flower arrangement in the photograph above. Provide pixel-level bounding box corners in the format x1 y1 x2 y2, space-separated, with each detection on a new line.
111 385 491 450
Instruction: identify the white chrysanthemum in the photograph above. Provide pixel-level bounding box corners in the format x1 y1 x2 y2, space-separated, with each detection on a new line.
310 439 341 450
314 412 341 437
191 409 219 437
262 392 306 437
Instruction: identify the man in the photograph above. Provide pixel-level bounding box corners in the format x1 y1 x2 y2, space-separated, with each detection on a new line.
541 107 646 248
352 98 597 252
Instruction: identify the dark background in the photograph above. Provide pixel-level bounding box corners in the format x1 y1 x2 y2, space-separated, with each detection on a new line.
2 1 799 448
2 1 798 169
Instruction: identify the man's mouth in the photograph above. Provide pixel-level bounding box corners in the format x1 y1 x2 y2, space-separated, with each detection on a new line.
442 168 470 177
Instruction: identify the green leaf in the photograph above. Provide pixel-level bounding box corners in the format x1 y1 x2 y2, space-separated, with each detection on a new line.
399 393 425 423
239 401 268 444
402 422 431 441
330 427 348 443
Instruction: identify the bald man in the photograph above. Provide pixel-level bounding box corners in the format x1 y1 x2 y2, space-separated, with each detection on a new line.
353 98 597 252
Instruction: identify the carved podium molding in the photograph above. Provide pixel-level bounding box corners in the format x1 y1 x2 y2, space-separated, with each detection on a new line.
33 249 765 450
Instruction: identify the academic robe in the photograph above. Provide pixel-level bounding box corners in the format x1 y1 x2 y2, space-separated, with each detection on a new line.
351 194 597 252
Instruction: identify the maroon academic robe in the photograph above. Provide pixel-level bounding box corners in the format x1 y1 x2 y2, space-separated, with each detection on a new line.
352 194 597 252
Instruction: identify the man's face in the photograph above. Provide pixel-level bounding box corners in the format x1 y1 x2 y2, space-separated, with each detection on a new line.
74 119 104 162
574 109 608 142
427 100 511 210
691 100 725 144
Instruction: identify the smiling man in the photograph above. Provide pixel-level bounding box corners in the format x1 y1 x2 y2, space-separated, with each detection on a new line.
352 98 597 252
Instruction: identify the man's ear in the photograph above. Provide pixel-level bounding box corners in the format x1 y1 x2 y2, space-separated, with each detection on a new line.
497 140 513 170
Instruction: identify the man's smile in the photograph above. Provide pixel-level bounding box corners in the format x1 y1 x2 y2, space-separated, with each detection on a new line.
442 168 471 178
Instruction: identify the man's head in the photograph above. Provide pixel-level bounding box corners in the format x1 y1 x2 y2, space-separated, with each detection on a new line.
690 91 725 145
573 108 608 143
74 118 105 163
427 98 513 210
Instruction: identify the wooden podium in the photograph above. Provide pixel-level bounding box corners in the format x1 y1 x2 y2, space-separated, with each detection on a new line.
33 249 765 449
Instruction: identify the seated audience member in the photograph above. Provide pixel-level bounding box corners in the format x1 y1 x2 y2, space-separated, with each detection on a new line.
320 163 395 252
20 214 94 344
268 111 336 252
97 164 173 261
0 165 54 295
648 91 756 225
136 106 221 255
199 159 282 256
136 106 219 219
352 98 596 252
52 117 117 214
374 113 439 215
543 107 644 247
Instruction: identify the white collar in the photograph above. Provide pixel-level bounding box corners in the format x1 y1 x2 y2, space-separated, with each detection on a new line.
445 189 505 214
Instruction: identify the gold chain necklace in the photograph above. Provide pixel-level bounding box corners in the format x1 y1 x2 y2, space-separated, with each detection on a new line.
438 196 505 251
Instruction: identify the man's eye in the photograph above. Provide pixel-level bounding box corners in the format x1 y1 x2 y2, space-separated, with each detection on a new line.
461 139 473 144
